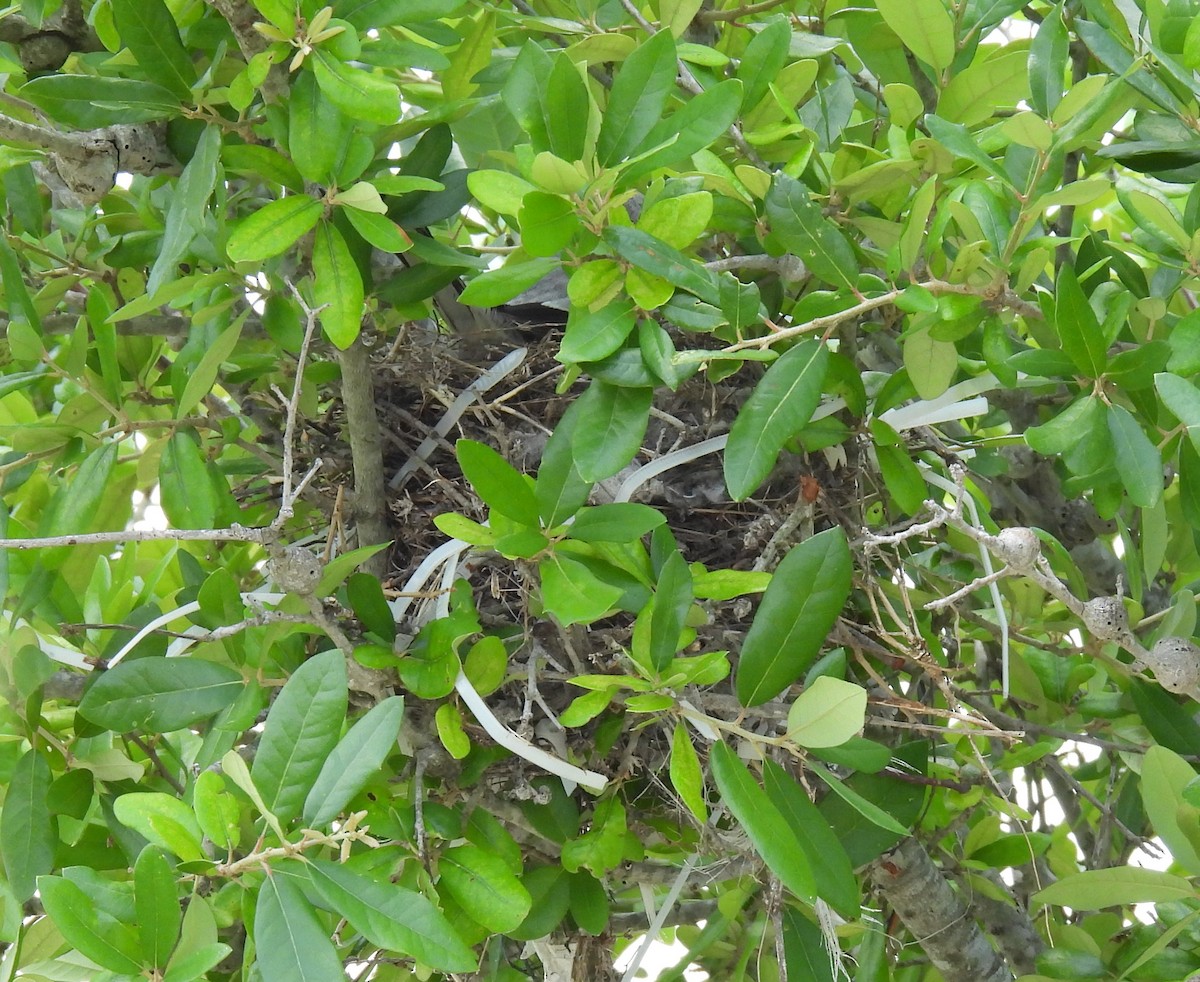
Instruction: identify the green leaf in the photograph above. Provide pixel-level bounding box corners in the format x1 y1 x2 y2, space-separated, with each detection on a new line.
571 382 653 482
1028 2 1068 116
163 942 233 982
786 677 868 748
762 760 860 918
539 553 624 625
312 221 364 349
438 843 533 933
159 431 220 529
542 53 591 161
147 124 222 297
1054 266 1108 377
312 49 399 124
251 650 348 827
765 174 858 292
342 207 412 252
559 298 639 363
598 29 677 165
1107 404 1162 508
254 866 345 982
809 763 909 834
648 551 693 671
79 657 243 733
134 846 181 970
724 339 829 501
38 875 143 974
114 792 207 862
112 0 195 98
303 696 405 826
456 439 541 526
621 79 743 185
20 75 181 126
38 442 118 537
535 399 595 526
783 907 837 982
1033 867 1195 910
1156 372 1200 456
875 0 955 71
560 797 628 875
709 742 815 901
603 225 719 304
307 859 477 972
193 771 240 853
902 328 957 400
669 725 707 822
1025 394 1104 456
459 256 560 307
518 191 580 258
288 70 347 185
738 16 791 112
226 196 323 264
0 749 55 901
568 503 666 543
736 527 852 706
1141 745 1200 874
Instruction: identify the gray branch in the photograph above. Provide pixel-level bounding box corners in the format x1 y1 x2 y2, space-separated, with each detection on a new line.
871 838 1012 982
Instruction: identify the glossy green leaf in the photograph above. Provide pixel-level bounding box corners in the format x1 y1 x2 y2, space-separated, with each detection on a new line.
1156 372 1200 456
738 16 791 111
669 724 707 822
38 875 143 974
876 0 956 71
621 79 743 185
38 442 117 537
568 503 666 543
571 382 653 482
193 770 240 853
648 551 693 671
288 70 346 184
539 553 624 625
79 657 243 733
438 843 532 932
226 196 323 264
1028 2 1068 116
20 75 181 126
783 906 837 982
459 256 559 306
160 431 220 530
254 866 345 982
724 339 829 501
786 676 868 748
561 797 628 875
543 53 591 161
456 439 541 526
342 207 413 252
736 527 852 706
134 846 181 969
560 298 636 364
176 320 244 422
810 763 909 834
312 50 400 124
709 742 815 901
519 192 580 257
766 174 858 292
598 29 676 165
147 124 221 296
1054 266 1107 377
762 760 860 918
114 792 206 862
1034 867 1195 910
312 221 364 348
163 942 233 982
0 749 55 901
535 400 596 525
603 225 719 304
1141 745 1200 874
1107 404 1162 507
252 650 348 827
307 859 477 972
303 696 405 826
112 0 195 98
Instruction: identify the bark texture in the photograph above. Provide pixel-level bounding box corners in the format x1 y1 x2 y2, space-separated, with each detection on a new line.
871 838 1013 982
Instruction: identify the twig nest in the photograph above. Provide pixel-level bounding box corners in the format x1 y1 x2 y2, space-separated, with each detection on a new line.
269 546 323 596
1144 637 1200 694
1082 596 1129 642
991 527 1040 571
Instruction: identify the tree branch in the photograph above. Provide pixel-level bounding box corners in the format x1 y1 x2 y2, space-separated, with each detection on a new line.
872 838 1013 982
